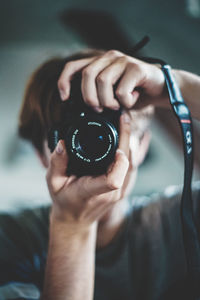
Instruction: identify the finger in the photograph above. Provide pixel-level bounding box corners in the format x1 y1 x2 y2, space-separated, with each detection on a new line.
102 112 131 190
105 149 129 190
46 140 69 194
77 113 131 197
81 53 122 111
117 111 131 157
79 149 129 197
115 64 145 109
58 57 96 101
96 58 127 109
81 57 110 111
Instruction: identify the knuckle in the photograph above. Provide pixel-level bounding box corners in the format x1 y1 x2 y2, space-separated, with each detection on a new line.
61 62 74 78
106 176 122 190
98 69 112 83
82 66 92 78
117 55 128 64
115 88 126 100
64 61 74 71
114 189 122 202
118 152 130 169
97 73 107 84
125 99 134 109
127 61 142 73
116 88 133 108
106 50 122 58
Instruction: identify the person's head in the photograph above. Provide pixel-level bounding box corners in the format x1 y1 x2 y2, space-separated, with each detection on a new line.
18 49 152 197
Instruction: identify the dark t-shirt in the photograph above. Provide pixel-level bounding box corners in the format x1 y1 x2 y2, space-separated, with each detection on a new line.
0 182 200 300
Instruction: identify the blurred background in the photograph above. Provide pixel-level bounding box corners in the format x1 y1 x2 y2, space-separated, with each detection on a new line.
0 0 200 211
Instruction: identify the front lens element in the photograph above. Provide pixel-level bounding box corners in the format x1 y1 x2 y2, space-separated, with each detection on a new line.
77 125 110 159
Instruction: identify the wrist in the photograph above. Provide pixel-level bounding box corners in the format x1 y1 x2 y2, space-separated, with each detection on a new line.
50 207 98 238
172 69 186 99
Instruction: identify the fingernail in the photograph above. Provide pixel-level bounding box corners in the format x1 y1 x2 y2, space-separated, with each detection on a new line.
112 106 120 111
93 106 103 113
56 141 64 154
122 112 131 124
59 89 67 101
116 149 125 155
131 90 140 104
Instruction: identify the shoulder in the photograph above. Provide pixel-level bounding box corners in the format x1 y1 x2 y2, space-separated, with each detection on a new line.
125 183 200 298
0 205 50 259
0 205 50 299
130 181 200 225
128 181 200 245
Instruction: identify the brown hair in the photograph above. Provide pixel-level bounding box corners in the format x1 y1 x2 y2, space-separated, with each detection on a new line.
18 49 153 155
18 50 103 154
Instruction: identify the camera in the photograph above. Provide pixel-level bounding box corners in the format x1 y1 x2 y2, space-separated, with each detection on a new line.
48 75 120 176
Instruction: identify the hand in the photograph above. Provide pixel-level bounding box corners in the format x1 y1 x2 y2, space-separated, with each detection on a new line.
58 50 168 111
46 112 131 230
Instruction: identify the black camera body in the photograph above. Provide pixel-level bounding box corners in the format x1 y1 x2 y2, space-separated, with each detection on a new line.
48 99 120 177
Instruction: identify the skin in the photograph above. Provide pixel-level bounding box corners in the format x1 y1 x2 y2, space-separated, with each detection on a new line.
58 50 167 111
41 50 200 300
42 113 141 300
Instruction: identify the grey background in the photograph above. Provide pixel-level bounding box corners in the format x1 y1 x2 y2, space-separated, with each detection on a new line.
0 0 200 211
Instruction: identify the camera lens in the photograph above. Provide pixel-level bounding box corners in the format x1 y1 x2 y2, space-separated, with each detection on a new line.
67 118 118 164
77 125 110 159
64 110 120 176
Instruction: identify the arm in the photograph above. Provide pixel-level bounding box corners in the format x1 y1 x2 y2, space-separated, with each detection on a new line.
42 217 97 300
41 114 131 300
173 69 200 121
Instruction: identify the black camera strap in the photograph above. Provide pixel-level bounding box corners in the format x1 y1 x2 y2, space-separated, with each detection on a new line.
162 64 200 300
141 56 200 299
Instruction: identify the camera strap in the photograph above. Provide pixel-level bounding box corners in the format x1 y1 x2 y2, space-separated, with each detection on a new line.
141 56 200 299
129 35 200 297
162 64 200 299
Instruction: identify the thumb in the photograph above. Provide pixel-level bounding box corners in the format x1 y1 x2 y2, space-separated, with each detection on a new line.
46 140 69 194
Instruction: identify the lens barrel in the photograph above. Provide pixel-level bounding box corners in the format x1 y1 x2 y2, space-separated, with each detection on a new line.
65 112 119 176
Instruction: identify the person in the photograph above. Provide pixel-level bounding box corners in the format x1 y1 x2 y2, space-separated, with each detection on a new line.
0 49 200 300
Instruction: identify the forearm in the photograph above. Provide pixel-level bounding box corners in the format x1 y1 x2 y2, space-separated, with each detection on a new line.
173 69 200 121
41 215 97 300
